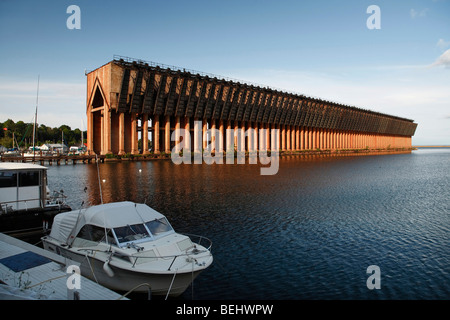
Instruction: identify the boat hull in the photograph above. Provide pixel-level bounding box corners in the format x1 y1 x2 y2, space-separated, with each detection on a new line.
0 205 71 240
42 240 210 297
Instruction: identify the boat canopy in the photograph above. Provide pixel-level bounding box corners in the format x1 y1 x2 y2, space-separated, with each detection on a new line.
49 201 171 245
0 163 48 171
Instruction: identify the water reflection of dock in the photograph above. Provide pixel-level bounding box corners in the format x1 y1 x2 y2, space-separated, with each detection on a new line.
0 154 105 165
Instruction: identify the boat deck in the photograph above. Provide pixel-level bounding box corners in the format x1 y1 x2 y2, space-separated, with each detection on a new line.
0 233 127 300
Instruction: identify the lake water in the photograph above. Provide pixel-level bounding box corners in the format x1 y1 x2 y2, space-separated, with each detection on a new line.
46 148 449 300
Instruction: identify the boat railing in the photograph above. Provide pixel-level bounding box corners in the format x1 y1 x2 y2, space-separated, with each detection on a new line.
1 190 68 213
128 233 212 269
183 233 213 251
0 198 44 213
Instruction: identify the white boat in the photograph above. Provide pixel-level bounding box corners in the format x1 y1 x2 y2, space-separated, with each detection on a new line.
0 163 71 238
41 201 213 297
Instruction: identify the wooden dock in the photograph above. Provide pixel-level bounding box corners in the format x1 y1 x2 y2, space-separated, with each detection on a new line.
0 154 105 165
0 233 127 300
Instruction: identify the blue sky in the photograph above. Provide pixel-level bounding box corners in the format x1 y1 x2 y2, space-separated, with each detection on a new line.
0 0 449 145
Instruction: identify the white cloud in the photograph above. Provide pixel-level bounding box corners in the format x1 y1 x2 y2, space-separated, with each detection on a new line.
431 49 450 68
437 39 450 50
410 8 429 18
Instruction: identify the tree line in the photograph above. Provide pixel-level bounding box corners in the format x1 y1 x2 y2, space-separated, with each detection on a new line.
1 119 86 149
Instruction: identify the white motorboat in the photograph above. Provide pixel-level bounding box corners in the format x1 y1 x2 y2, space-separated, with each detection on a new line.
41 201 213 297
0 163 71 238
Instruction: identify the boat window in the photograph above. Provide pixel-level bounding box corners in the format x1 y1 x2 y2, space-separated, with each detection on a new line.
75 224 115 247
0 172 17 188
145 217 173 237
19 171 40 187
113 224 151 244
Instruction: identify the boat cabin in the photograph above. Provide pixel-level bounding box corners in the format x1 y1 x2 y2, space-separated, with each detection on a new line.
0 163 48 213
49 202 176 249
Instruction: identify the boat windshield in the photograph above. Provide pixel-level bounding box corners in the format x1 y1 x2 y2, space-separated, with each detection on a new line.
112 218 174 246
114 223 152 244
145 217 173 237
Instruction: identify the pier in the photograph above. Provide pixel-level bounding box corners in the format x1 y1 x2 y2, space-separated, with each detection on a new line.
86 55 417 156
0 154 105 165
0 233 126 300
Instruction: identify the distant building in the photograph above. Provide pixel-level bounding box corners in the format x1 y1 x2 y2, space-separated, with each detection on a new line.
40 143 68 154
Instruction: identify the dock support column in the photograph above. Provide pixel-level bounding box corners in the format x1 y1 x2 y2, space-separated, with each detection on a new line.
312 128 317 150
118 113 125 155
174 116 181 153
142 114 149 154
164 115 171 154
260 123 267 152
286 125 291 151
226 120 233 153
153 115 160 154
254 123 259 153
104 108 111 155
300 127 304 150
241 121 246 152
319 129 323 150
211 119 216 152
202 119 208 151
184 117 191 151
87 108 93 153
131 113 139 155
194 118 201 154
219 120 224 154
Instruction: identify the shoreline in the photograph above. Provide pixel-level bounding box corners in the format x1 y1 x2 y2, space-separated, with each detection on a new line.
103 147 416 162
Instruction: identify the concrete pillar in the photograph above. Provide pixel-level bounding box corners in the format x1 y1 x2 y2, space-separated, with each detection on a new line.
194 118 201 153
153 115 160 154
286 125 291 151
307 128 311 150
234 120 239 151
334 131 338 150
241 121 246 152
319 129 324 150
312 128 317 149
142 114 149 154
330 130 334 150
271 123 278 151
226 120 233 152
104 108 111 154
253 122 258 152
118 113 125 155
219 120 224 153
211 119 216 152
291 126 295 151
131 113 139 154
300 127 304 150
281 125 286 151
184 117 190 151
100 110 104 154
87 109 93 153
328 130 331 150
164 115 171 153
202 119 208 151
174 116 181 153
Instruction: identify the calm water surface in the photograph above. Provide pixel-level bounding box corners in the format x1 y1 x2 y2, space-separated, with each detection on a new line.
46 148 449 300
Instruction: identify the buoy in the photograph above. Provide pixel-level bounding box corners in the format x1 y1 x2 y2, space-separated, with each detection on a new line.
103 260 114 277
